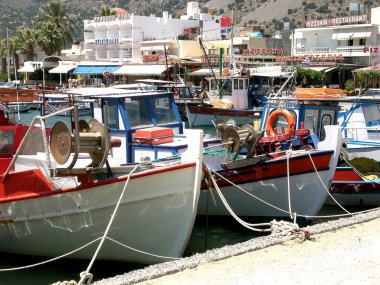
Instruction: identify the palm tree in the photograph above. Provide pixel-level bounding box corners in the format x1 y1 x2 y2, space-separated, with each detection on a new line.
9 36 24 77
100 6 116 16
17 27 39 61
37 21 62 56
38 1 77 55
0 40 7 77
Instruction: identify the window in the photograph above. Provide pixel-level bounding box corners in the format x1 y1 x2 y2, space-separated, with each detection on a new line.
320 114 332 140
234 79 238 90
106 101 118 129
124 98 153 128
148 97 178 125
0 130 14 155
359 38 366 45
239 79 244 90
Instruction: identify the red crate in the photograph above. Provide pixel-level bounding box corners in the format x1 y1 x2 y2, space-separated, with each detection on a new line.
135 127 174 145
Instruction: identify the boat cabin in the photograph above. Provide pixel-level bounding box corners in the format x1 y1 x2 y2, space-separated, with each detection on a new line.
205 75 250 109
259 97 341 142
89 89 218 164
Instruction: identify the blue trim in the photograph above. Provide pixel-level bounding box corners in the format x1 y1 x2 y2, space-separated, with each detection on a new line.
73 65 120 75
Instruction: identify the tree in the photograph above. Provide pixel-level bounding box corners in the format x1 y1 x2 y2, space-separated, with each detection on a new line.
100 6 117 16
17 27 39 61
297 68 326 86
38 1 77 55
37 20 62 56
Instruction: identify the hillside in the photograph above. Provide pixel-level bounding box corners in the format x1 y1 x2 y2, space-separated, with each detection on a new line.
1 0 380 40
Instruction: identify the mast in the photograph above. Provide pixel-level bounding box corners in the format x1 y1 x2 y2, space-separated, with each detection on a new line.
230 10 234 75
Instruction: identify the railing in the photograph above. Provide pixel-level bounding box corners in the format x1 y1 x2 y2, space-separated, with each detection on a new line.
294 46 368 56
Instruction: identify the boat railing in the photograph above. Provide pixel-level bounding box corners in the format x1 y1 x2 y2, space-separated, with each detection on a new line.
342 125 380 140
1 104 112 182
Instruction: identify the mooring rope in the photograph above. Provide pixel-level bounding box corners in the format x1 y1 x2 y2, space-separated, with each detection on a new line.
77 164 140 285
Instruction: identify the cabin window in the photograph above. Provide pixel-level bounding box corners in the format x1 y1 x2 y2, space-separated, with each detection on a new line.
105 102 118 129
320 114 332 140
222 79 232 95
239 79 244 90
304 112 318 135
363 105 380 125
124 98 153 128
0 130 14 155
148 97 178 125
234 79 238 90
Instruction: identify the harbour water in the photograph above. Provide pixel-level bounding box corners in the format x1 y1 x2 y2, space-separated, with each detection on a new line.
0 110 351 284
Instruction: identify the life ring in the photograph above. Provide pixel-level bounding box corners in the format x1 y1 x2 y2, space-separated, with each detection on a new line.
266 109 295 137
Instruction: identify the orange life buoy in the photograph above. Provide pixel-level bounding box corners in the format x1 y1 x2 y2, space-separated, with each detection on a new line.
266 109 295 137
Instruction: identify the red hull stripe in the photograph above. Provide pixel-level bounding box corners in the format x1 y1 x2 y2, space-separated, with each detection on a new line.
0 162 196 203
184 106 260 117
202 152 332 189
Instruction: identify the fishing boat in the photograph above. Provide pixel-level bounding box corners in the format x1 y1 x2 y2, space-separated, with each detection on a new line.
262 89 380 208
197 115 341 218
327 166 380 207
0 105 204 264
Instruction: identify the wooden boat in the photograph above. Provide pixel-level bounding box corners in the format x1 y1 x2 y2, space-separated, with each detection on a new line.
197 117 341 218
294 87 346 99
0 106 204 264
328 167 380 207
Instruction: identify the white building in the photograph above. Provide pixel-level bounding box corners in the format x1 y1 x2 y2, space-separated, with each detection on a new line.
83 2 221 63
290 7 380 67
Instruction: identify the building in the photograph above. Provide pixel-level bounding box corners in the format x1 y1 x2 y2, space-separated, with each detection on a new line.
83 3 221 63
289 6 380 87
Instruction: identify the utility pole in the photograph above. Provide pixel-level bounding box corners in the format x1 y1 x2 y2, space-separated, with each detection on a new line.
7 28 10 82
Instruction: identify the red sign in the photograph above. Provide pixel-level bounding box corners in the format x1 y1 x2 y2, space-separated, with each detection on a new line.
220 17 232 27
306 15 368 28
103 70 110 77
143 54 160 62
275 54 344 62
242 48 283 55
363 47 379 54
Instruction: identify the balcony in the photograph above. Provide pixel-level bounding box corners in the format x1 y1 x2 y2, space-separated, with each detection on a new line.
295 46 370 57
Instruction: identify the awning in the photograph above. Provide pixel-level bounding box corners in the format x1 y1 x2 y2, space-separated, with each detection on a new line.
113 64 167 75
300 66 328 72
188 68 220 76
49 64 76 74
352 31 371 38
73 66 91 74
293 31 303 39
332 32 353 40
73 66 119 75
18 66 35 73
324 66 338 73
140 45 167 51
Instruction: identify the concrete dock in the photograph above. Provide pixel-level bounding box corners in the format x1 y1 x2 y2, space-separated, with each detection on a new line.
94 209 380 285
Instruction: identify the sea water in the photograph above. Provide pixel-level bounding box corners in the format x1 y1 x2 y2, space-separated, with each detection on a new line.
0 112 349 284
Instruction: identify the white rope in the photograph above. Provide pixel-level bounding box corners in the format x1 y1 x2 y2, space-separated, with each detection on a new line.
307 152 351 214
78 164 139 285
286 153 294 220
208 169 272 232
0 238 102 272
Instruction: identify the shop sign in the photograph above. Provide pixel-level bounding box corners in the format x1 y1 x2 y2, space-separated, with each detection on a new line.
143 54 160 62
275 54 344 62
363 47 379 54
242 48 283 55
95 38 119 45
306 15 368 28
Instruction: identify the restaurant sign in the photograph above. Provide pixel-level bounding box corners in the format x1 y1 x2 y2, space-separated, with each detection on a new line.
95 38 119 45
363 47 379 54
242 48 283 55
275 54 344 62
306 15 368 28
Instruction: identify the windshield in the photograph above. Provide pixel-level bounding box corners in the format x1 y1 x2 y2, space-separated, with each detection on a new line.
364 89 380 96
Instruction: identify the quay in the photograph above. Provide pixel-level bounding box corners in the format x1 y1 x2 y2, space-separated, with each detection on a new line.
94 209 380 285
